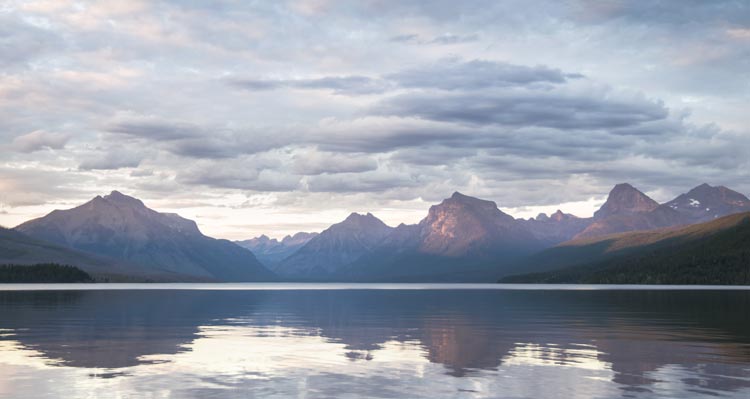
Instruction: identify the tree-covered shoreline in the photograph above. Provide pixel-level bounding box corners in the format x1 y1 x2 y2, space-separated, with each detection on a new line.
500 214 750 285
0 264 93 283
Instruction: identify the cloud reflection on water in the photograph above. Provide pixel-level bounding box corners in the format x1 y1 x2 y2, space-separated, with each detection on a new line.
0 288 748 398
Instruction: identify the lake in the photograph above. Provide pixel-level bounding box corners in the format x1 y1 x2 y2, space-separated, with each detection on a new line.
0 284 748 398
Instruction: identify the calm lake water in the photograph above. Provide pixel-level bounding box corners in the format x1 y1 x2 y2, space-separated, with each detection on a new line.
0 284 748 398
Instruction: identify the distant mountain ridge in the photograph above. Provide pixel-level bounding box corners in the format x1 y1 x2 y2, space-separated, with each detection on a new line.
236 232 318 267
519 210 591 246
15 191 275 282
274 213 393 279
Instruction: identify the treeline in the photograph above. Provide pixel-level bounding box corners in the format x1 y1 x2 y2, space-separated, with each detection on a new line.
501 217 750 285
501 252 750 285
0 264 93 283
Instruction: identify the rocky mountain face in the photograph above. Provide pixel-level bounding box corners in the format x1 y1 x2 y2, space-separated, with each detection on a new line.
416 192 539 257
273 213 393 279
665 183 750 223
236 232 318 267
574 184 685 239
593 183 659 218
519 210 592 246
15 191 275 282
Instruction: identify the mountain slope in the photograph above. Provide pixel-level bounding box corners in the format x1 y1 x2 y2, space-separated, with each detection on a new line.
0 227 197 281
501 212 750 284
574 183 686 239
274 213 393 279
348 192 543 281
15 191 275 282
236 232 318 267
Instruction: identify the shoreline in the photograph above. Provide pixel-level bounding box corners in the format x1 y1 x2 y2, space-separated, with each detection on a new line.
1 282 749 291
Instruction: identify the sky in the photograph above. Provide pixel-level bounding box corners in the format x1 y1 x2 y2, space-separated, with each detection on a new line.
1 0 749 239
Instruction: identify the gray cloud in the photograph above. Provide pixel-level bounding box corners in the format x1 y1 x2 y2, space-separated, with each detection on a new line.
130 169 155 177
106 117 288 159
0 1 748 237
0 15 63 68
429 33 479 44
228 80 285 90
311 117 475 153
388 32 481 45
107 120 203 141
165 137 250 159
387 59 581 90
292 151 378 175
79 151 143 171
230 59 574 96
304 169 424 193
178 167 301 191
390 146 478 166
291 76 391 95
389 34 419 43
11 131 70 153
570 0 750 28
229 76 391 95
373 89 668 129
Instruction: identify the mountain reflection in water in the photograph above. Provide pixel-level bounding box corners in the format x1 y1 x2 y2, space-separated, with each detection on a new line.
0 287 748 398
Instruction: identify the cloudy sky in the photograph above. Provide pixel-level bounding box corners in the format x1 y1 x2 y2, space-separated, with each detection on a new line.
1 0 749 239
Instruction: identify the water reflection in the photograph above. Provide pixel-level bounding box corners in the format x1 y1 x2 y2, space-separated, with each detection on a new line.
0 288 748 398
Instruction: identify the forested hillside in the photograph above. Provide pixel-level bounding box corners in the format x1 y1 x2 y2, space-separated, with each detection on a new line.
501 213 750 285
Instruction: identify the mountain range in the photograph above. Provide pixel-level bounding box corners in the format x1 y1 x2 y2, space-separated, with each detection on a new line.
242 183 749 282
235 232 318 267
518 210 591 246
3 183 749 283
345 192 543 281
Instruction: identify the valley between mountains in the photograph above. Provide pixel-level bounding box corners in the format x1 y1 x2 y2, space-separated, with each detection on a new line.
3 183 749 283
